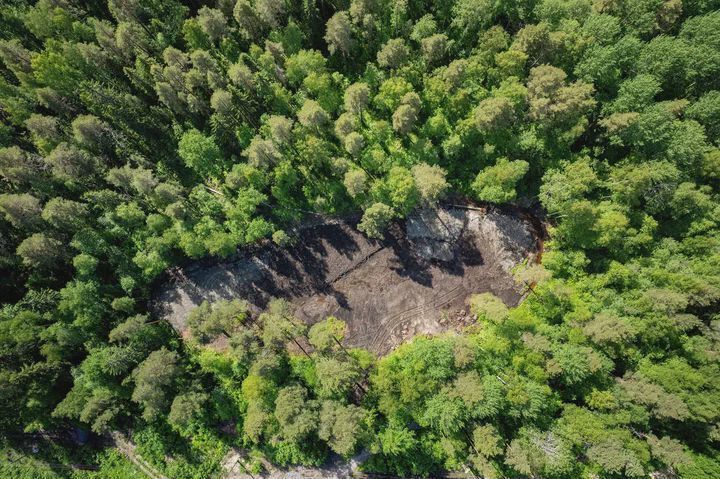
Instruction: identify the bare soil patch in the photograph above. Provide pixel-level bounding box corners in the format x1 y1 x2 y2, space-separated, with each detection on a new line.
153 205 542 355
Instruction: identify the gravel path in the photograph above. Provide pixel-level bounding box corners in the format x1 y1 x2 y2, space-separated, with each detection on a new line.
110 432 166 479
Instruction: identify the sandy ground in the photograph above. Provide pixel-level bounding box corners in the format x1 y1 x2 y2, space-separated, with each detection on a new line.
153 205 541 355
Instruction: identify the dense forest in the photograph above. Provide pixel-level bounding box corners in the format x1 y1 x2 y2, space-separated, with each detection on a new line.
1 0 720 477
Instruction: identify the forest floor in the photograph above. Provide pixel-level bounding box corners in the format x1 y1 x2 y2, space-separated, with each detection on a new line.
153 204 543 355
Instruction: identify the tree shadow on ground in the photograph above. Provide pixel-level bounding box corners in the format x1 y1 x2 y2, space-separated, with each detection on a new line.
384 224 434 287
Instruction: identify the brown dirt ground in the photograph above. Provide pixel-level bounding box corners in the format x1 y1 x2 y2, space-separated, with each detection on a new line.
152 205 542 355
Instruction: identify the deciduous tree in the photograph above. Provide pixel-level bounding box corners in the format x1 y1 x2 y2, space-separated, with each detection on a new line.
472 158 529 203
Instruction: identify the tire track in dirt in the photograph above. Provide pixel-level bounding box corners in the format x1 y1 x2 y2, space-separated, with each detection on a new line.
366 284 466 352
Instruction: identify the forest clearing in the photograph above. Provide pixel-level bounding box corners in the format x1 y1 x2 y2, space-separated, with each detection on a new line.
155 205 542 354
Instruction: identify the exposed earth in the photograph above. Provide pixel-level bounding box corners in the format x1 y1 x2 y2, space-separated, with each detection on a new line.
153 204 542 355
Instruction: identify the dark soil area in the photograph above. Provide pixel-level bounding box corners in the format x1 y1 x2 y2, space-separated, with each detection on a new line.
153 206 542 355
